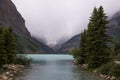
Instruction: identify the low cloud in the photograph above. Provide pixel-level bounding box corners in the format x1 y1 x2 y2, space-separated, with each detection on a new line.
12 0 120 45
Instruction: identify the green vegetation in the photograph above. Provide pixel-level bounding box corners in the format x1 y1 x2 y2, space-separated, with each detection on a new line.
15 55 32 66
71 6 120 79
87 6 111 68
72 6 111 68
3 27 17 64
0 26 31 67
100 62 120 77
14 33 54 54
15 34 40 54
0 26 6 65
114 41 120 56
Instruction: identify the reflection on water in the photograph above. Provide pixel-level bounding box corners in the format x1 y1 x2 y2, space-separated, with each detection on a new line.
16 54 103 80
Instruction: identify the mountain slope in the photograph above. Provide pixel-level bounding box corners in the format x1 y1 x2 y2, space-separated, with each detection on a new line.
0 0 53 54
108 11 120 41
57 34 80 54
0 0 30 37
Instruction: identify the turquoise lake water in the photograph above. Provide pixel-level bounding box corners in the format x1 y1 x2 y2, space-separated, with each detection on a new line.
16 54 103 80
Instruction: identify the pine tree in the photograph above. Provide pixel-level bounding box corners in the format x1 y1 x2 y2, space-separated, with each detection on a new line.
3 27 16 63
71 48 80 63
0 26 4 54
0 26 6 65
87 6 111 68
78 30 88 64
71 6 111 69
71 30 88 64
114 41 120 56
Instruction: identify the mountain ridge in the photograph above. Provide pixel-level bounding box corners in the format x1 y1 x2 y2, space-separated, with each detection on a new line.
56 34 80 54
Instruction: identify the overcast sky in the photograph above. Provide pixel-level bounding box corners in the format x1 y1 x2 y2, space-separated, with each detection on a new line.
11 0 120 45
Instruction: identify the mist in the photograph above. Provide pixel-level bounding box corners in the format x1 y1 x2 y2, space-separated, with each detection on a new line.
11 0 120 46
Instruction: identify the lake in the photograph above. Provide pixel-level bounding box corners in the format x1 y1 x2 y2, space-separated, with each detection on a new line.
16 54 103 80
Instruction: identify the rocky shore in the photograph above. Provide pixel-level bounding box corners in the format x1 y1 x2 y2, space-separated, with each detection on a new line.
100 74 116 80
0 64 25 80
73 60 117 80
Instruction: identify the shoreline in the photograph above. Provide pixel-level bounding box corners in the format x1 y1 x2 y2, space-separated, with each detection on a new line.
0 64 25 80
73 61 116 80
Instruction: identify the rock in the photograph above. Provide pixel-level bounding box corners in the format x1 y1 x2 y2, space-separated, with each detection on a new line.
13 71 17 74
93 69 97 73
103 75 107 79
0 75 4 80
8 78 13 80
100 74 104 78
106 75 111 80
20 65 24 68
1 75 8 80
110 76 116 80
9 74 14 77
114 61 120 64
1 64 25 80
11 67 16 71
5 72 11 76
0 77 4 80
92 69 98 76
82 64 88 69
19 71 22 73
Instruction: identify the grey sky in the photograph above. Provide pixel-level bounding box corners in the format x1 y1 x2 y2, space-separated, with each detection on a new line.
12 0 120 45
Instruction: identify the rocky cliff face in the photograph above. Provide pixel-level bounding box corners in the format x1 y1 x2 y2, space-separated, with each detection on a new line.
0 0 54 54
0 0 30 37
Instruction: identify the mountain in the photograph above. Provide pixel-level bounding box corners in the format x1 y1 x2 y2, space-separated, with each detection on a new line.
53 36 70 51
0 0 54 54
57 34 80 54
58 11 120 53
107 11 120 41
